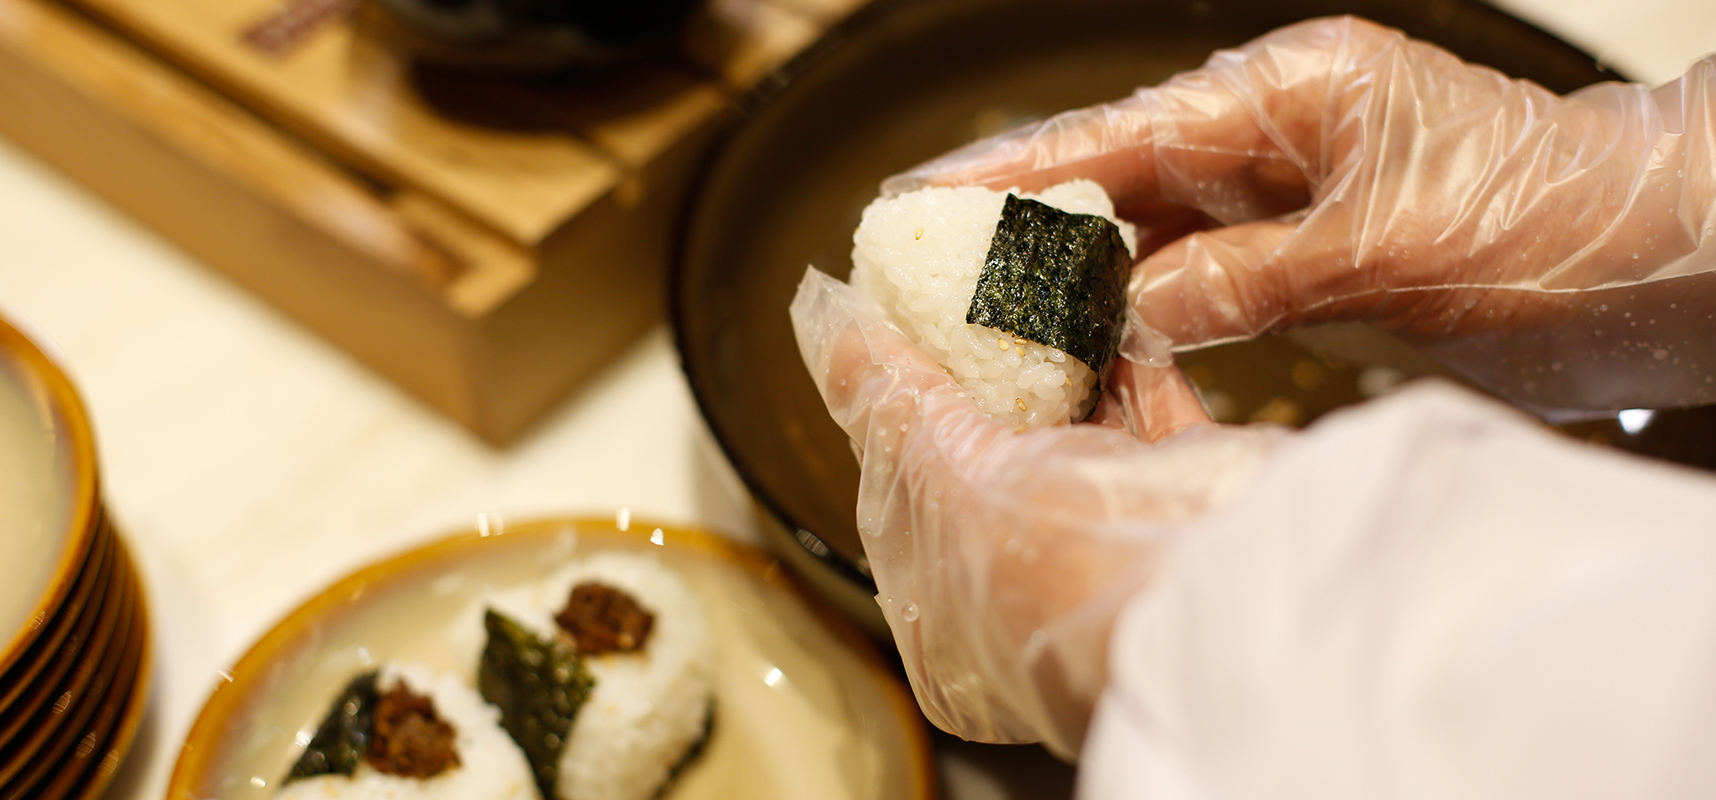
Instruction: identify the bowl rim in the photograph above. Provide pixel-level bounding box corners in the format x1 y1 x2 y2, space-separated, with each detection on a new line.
0 315 102 678
166 515 936 800
665 0 918 593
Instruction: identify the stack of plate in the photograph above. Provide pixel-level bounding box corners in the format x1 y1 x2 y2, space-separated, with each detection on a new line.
0 316 150 800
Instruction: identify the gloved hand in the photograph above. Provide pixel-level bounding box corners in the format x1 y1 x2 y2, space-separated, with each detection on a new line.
790 270 1285 757
888 15 1716 410
791 15 1716 759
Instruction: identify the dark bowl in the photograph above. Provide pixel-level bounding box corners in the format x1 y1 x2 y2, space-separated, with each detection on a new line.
364 0 699 73
672 0 1651 631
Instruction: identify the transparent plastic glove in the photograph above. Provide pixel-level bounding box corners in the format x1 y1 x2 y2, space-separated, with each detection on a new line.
789 268 1286 757
888 16 1716 410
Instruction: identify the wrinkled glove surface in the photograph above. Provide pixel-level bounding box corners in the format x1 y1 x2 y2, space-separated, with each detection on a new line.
791 15 1716 758
889 16 1716 410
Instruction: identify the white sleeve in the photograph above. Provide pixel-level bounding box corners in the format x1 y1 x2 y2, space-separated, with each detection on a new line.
1079 381 1716 799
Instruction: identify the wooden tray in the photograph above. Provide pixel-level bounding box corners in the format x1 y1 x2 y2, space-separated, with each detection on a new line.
0 0 862 443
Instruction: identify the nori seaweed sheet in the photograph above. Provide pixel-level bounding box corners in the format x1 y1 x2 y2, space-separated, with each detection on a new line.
967 194 1131 381
664 698 716 786
284 671 379 783
478 609 595 800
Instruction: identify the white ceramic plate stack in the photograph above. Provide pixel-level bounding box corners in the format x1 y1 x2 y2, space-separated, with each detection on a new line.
0 316 150 800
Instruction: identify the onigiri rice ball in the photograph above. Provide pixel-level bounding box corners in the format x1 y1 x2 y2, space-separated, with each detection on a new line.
851 179 1138 427
465 552 714 800
276 662 536 800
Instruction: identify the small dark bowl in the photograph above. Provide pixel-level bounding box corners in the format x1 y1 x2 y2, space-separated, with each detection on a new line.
364 0 699 73
672 0 1630 632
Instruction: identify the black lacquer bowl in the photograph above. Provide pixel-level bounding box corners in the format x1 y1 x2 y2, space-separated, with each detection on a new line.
365 0 699 72
672 0 1662 631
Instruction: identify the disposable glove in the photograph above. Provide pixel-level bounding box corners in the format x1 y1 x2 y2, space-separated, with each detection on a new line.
790 270 1284 757
888 15 1716 410
791 15 1716 759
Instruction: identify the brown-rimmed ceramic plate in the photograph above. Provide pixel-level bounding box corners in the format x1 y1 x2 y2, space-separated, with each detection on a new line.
63 532 153 800
671 0 1628 625
0 518 151 800
0 532 137 789
0 315 102 677
0 529 121 758
168 517 934 800
0 312 151 800
0 519 113 720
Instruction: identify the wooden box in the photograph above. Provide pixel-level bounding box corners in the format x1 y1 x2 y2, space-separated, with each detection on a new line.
0 0 862 442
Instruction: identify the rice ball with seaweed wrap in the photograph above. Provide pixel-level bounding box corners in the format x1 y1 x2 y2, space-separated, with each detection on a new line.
471 552 714 800
851 180 1138 426
276 662 536 800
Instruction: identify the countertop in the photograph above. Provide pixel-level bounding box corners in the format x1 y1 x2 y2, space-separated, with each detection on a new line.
0 2 1712 797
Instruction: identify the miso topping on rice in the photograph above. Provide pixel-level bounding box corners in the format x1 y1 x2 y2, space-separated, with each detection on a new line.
366 680 460 778
556 582 654 655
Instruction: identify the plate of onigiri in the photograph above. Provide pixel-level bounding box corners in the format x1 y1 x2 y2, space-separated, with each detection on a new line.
166 517 933 800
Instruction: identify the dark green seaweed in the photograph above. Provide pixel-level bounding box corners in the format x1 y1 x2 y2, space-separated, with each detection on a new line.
663 698 716 790
478 609 595 800
285 671 379 783
967 194 1131 383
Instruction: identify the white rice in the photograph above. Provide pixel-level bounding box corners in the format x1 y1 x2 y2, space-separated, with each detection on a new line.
276 663 536 800
851 180 1137 426
478 553 714 800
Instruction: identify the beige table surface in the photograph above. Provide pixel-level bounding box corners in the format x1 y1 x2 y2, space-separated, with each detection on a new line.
1 2 1713 797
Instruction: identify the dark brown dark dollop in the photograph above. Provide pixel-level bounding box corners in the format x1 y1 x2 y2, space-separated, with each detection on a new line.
365 683 461 778
554 582 654 655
